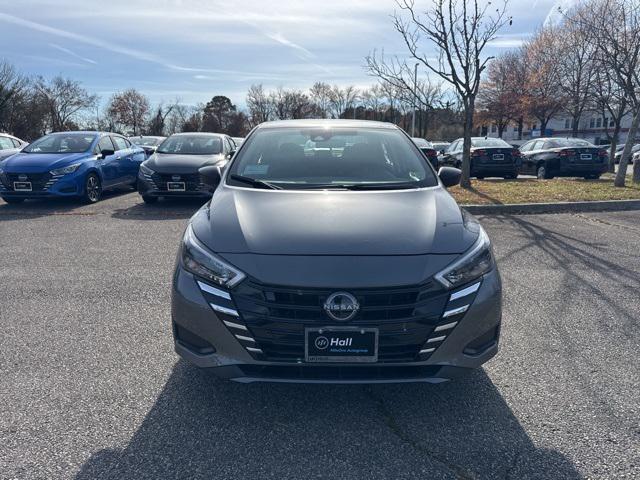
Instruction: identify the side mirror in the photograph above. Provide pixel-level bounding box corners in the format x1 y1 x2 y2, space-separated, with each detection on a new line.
199 165 222 190
100 148 115 159
438 167 461 188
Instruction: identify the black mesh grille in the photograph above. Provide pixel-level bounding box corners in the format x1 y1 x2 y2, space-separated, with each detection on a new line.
4 172 52 191
151 172 204 191
231 280 449 363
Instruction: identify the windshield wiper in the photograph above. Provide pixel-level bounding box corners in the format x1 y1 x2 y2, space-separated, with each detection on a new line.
229 174 282 190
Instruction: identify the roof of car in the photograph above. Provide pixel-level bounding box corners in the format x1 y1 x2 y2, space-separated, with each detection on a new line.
257 119 398 130
168 132 225 137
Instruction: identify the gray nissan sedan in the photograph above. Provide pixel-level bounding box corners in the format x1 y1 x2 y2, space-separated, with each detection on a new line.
171 119 502 383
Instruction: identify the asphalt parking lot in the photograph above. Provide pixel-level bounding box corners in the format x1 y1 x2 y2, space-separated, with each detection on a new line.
1 190 639 480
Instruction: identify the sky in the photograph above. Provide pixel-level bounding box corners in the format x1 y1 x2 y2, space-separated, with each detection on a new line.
0 0 576 108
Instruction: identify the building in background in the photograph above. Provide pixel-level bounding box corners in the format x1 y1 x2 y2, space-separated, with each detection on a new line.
483 113 636 146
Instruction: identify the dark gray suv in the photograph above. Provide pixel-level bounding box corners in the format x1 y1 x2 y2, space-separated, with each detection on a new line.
171 120 502 383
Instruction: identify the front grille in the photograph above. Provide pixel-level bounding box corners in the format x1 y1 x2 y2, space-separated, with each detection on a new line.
231 280 450 363
2 172 60 192
151 172 207 192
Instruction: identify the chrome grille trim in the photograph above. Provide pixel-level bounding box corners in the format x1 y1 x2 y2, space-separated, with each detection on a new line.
197 281 231 300
209 303 239 317
246 347 263 353
222 320 248 331
419 348 435 354
449 282 481 301
443 305 469 318
234 334 255 343
426 335 446 343
434 321 458 332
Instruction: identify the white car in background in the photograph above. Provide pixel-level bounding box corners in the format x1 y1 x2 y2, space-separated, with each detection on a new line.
0 133 27 161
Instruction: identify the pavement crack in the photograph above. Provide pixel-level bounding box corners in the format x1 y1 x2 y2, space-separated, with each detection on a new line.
364 386 476 480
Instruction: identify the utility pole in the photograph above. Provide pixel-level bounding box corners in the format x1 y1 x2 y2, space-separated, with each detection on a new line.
411 63 418 137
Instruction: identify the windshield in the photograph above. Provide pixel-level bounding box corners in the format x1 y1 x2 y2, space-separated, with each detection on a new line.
471 138 511 148
227 127 438 190
23 133 95 154
548 138 594 148
131 136 162 147
157 135 222 155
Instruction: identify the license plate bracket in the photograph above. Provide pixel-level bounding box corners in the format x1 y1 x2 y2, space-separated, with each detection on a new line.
13 181 32 191
167 181 185 191
580 153 592 160
305 327 378 363
492 153 504 161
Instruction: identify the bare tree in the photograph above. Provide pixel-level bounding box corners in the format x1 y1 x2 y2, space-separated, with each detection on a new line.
309 82 332 118
106 88 150 135
246 84 272 126
521 28 565 133
555 6 597 137
328 85 359 119
36 76 97 132
0 61 28 133
570 0 640 185
476 60 514 138
369 0 510 187
592 67 630 173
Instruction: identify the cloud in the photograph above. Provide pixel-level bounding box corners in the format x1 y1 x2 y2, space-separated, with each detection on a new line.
49 43 96 64
487 34 532 48
265 32 315 59
0 12 282 78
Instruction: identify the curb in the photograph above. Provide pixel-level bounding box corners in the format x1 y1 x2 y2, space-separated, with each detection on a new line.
462 199 640 215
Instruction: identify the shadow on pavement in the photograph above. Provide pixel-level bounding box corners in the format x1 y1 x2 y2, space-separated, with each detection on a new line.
75 361 583 479
111 197 206 221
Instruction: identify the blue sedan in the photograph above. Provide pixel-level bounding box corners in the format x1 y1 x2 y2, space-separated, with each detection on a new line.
0 131 145 203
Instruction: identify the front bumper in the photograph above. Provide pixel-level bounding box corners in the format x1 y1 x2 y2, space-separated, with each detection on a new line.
0 170 85 198
171 265 502 384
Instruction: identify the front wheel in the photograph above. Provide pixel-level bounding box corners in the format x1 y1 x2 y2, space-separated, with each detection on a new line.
2 197 25 204
142 195 158 204
584 174 600 180
82 173 102 203
537 165 551 180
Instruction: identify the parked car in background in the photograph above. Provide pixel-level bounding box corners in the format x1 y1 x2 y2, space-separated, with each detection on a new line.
0 133 27 161
231 137 244 148
431 141 450 154
614 143 639 164
439 137 521 179
411 137 439 169
129 135 166 158
137 133 235 203
519 138 608 179
171 119 502 383
0 131 145 204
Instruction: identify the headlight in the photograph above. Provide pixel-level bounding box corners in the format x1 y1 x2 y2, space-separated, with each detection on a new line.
434 225 495 289
50 163 81 176
139 163 155 175
181 224 246 288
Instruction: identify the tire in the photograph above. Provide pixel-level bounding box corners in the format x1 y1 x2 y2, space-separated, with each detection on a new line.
82 173 102 203
536 164 551 180
503 174 517 179
2 197 25 204
476 175 485 180
584 174 600 180
142 195 158 204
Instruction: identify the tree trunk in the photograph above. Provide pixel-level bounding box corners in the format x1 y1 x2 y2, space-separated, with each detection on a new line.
634 156 640 183
540 118 548 134
571 115 579 137
498 123 504 138
614 108 640 187
460 97 475 189
517 118 523 140
608 121 622 174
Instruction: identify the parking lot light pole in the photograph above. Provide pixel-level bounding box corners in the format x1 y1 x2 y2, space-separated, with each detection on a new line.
411 63 418 137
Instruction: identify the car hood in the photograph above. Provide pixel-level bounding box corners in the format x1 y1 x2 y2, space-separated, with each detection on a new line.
191 185 479 256
2 152 89 172
145 153 226 173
